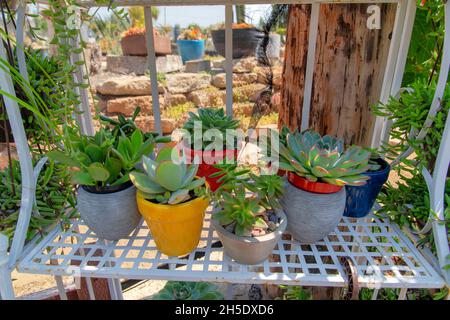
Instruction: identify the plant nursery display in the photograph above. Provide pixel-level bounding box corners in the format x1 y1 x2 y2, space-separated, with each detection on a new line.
120 27 171 56
182 108 240 191
0 159 76 246
211 164 287 264
343 153 391 218
279 130 370 243
130 146 209 256
153 281 223 300
48 127 160 240
177 27 206 63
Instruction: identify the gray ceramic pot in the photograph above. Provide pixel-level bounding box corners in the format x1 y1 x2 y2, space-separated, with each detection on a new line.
212 209 287 265
281 180 346 243
77 184 140 241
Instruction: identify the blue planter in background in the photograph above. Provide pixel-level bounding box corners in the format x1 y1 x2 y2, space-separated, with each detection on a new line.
177 39 205 64
343 158 390 218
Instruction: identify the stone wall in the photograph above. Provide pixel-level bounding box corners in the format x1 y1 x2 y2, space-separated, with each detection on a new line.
94 57 282 134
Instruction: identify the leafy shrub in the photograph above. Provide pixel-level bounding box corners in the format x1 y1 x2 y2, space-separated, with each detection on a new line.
153 281 223 300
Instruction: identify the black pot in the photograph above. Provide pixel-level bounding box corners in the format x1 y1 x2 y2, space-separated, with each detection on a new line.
343 158 390 218
211 28 264 59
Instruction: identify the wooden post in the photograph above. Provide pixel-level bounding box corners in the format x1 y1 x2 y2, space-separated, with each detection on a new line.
279 3 397 147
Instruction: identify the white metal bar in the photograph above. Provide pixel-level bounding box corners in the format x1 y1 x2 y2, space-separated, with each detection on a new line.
381 0 417 144
54 276 68 300
85 277 96 300
225 4 233 117
370 0 407 148
113 278 124 300
371 288 379 300
77 0 402 8
398 288 407 300
0 35 35 271
0 234 14 300
144 6 162 135
301 2 320 131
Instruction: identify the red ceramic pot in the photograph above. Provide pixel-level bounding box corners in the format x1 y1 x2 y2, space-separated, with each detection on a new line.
183 147 239 191
287 172 342 194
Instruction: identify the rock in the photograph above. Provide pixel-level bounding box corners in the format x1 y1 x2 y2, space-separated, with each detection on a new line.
187 88 225 108
254 66 271 84
254 65 282 89
211 72 258 89
184 59 211 73
233 57 258 73
166 73 211 94
272 66 282 90
134 116 175 134
106 55 183 75
211 73 227 89
234 83 266 102
167 94 188 106
212 59 225 68
233 102 254 117
96 75 163 96
235 72 258 85
104 95 166 116
156 55 183 73
107 55 147 75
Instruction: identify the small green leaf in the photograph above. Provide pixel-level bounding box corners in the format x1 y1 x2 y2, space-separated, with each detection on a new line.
87 163 110 182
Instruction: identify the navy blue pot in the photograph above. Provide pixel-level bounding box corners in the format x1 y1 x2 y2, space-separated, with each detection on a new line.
343 158 390 218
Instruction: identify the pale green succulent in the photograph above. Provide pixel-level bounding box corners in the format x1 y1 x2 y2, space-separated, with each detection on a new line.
279 130 371 186
129 146 206 204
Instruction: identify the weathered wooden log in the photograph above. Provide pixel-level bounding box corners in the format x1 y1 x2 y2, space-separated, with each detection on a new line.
279 3 396 147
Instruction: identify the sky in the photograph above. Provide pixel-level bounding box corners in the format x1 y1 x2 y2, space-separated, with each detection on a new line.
95 5 272 28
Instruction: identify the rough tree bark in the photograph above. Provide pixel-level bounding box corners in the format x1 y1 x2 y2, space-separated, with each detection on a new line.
279 4 397 147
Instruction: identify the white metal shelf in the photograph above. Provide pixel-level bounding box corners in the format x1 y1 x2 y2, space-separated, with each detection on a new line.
17 207 444 289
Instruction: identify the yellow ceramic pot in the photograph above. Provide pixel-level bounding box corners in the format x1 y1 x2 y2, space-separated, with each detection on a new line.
136 192 209 256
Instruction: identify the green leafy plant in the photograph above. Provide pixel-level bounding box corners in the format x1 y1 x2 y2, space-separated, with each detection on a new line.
0 159 76 245
182 108 240 150
48 128 156 190
279 130 371 186
278 285 312 300
130 146 206 204
153 281 223 300
99 106 170 144
212 164 284 236
373 81 450 236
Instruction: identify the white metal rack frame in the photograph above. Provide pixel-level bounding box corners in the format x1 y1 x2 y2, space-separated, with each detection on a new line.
0 0 449 300
17 209 444 290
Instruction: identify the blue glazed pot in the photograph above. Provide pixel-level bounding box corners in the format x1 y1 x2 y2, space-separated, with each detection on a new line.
177 39 205 64
343 158 390 218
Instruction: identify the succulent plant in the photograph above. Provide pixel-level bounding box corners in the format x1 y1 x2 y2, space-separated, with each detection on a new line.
182 108 240 150
130 146 206 204
99 106 171 144
279 130 371 186
212 164 284 236
48 128 157 190
153 281 223 300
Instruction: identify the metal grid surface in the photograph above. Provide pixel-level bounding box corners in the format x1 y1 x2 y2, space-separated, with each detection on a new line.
18 208 444 289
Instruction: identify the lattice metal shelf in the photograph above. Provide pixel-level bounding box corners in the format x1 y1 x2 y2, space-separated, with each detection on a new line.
17 207 444 289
